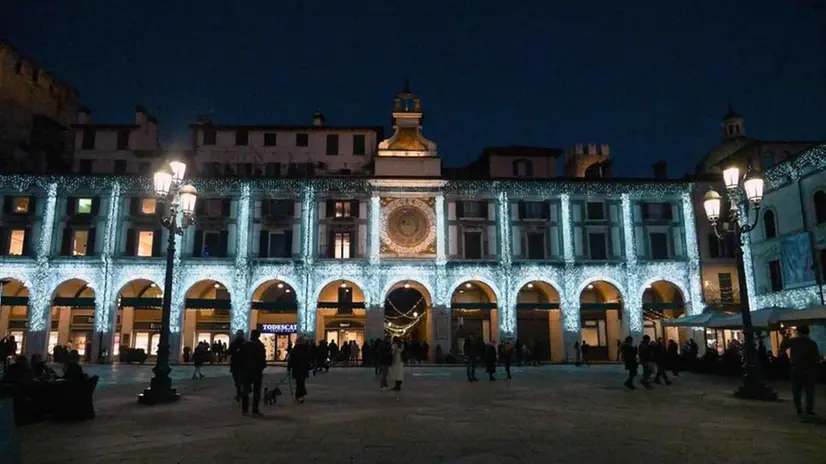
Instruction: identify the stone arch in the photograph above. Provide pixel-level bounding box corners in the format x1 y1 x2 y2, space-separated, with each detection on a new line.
313 276 370 307
575 276 625 302
639 278 687 304
446 276 500 307
381 279 435 307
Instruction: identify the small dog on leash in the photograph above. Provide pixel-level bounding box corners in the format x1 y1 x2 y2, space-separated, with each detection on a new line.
263 386 282 405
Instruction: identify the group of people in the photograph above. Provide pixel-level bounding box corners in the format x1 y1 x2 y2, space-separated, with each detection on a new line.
1 334 19 369
463 335 512 382
620 335 681 390
183 339 229 366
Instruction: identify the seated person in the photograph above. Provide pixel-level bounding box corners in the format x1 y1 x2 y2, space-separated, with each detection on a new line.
1 355 32 384
30 353 57 381
62 350 86 384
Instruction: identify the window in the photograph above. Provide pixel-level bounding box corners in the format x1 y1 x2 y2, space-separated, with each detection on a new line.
79 159 93 174
77 198 93 214
588 233 607 260
81 128 95 150
117 129 130 150
819 249 826 280
521 201 546 220
141 198 156 215
763 210 777 239
203 231 225 257
235 129 249 146
326 134 339 155
761 152 774 169
114 160 127 175
708 234 721 258
8 230 25 255
814 191 826 225
203 128 217 145
334 232 351 259
463 231 482 259
238 163 252 177
650 233 669 259
296 133 309 147
463 201 483 218
353 134 366 155
136 231 154 257
526 232 545 260
265 231 292 258
586 202 605 220
642 202 673 221
12 197 29 214
265 163 281 177
335 201 352 218
769 260 783 291
718 273 734 303
263 133 277 146
513 159 532 177
73 230 89 256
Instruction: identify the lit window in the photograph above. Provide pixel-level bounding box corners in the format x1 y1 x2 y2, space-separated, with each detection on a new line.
73 230 89 256
137 231 154 257
8 230 24 255
13 197 29 214
141 198 156 215
77 198 93 214
335 201 351 218
334 232 351 259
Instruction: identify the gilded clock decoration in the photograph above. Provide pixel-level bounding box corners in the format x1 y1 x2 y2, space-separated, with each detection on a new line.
380 198 437 256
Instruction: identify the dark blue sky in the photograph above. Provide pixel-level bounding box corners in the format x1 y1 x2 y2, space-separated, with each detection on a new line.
3 1 825 176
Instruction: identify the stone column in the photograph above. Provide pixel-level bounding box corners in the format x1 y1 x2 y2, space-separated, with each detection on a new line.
26 182 58 357
431 305 451 359
559 298 580 363
365 304 385 341
231 183 252 334
90 300 117 363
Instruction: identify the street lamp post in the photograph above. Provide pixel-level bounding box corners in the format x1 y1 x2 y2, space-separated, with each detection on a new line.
138 159 197 405
703 166 777 401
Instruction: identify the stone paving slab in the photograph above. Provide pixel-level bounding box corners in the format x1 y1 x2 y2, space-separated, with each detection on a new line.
16 365 826 463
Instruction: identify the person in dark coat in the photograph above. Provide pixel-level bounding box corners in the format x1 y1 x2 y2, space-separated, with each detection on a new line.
667 339 680 376
192 341 206 379
328 340 339 368
621 336 638 389
377 336 392 390
638 335 654 389
227 330 246 402
581 340 591 366
288 336 311 403
780 325 821 416
503 340 513 380
463 335 478 382
485 341 498 381
240 330 266 416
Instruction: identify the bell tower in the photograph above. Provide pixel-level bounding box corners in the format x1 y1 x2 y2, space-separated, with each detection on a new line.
722 104 745 140
375 80 440 177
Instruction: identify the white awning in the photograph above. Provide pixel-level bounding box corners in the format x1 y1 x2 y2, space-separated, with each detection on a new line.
662 312 730 328
706 307 793 329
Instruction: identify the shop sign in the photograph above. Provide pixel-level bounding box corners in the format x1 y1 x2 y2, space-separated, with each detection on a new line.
71 315 94 326
259 323 297 334
133 322 163 330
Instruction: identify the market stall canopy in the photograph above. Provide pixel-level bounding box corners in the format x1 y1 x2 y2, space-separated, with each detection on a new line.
772 306 826 326
662 312 730 328
706 307 793 330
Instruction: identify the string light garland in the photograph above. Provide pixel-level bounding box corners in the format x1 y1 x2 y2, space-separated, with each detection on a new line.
0 174 706 352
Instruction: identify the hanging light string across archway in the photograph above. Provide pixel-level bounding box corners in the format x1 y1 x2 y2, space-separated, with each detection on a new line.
384 296 425 320
384 294 426 337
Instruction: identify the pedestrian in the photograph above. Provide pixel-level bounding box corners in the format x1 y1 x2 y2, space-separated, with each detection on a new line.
328 340 338 368
667 339 680 376
581 340 590 366
638 335 654 389
779 325 820 417
503 340 513 380
485 340 498 381
192 341 206 379
227 330 246 402
463 335 478 382
532 340 541 366
317 339 329 373
390 337 405 391
616 340 622 362
653 337 671 385
288 336 311 404
377 336 392 390
573 340 581 366
240 329 266 416
421 341 429 363
621 336 638 389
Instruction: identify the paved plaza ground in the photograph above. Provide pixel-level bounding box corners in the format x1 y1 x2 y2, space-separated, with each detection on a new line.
15 363 826 463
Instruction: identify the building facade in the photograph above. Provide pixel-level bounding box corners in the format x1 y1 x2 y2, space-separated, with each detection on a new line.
0 87 705 363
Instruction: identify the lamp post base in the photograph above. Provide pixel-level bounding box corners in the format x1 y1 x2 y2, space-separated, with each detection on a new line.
734 377 778 402
137 370 181 405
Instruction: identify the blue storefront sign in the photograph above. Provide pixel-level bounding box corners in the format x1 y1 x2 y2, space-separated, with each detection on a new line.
259 323 297 334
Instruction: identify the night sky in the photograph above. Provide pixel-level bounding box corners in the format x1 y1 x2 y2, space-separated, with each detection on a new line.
3 1 825 177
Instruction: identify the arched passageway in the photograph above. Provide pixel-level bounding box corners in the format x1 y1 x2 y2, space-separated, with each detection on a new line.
182 279 231 359
642 280 686 347
0 278 30 355
451 281 497 355
579 281 622 362
516 281 561 362
251 279 298 361
316 280 366 358
112 278 163 360
50 279 96 360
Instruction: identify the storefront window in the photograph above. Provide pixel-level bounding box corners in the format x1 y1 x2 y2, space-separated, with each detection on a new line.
48 331 59 356
150 333 160 355
134 332 150 353
113 333 121 357
72 332 88 356
10 331 24 354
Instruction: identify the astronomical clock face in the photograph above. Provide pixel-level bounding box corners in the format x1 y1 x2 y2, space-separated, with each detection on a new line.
381 198 436 256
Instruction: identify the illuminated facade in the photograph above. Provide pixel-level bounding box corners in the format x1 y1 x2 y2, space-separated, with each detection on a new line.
0 87 704 362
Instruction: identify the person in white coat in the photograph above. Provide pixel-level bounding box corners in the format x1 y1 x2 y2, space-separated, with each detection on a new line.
390 337 405 391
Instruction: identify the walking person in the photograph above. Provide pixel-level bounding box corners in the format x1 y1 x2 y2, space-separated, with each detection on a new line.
377 336 392 390
485 341 498 381
581 340 590 366
240 329 266 416
779 325 820 417
638 335 654 389
621 336 638 389
573 340 581 366
463 335 478 382
390 337 405 391
227 330 246 401
192 341 206 379
653 337 671 385
503 340 513 380
288 336 311 404
667 339 680 376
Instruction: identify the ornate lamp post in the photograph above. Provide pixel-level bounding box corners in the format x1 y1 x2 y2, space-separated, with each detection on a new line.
703 165 777 401
138 159 197 405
